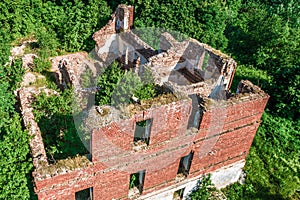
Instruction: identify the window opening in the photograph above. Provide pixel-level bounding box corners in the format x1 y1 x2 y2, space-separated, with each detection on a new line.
195 55 200 69
134 119 152 146
193 110 200 129
173 188 185 200
75 187 93 200
202 52 210 71
129 170 146 196
177 151 194 177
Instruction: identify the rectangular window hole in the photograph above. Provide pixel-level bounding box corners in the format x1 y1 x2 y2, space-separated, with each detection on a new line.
177 151 194 178
75 187 93 200
202 51 210 71
134 119 152 146
129 170 146 197
173 188 185 200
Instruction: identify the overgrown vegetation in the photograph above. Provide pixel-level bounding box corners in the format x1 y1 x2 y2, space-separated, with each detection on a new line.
189 175 217 200
95 61 156 107
222 113 300 199
0 0 299 199
0 33 32 198
0 1 111 196
129 173 139 189
32 88 88 162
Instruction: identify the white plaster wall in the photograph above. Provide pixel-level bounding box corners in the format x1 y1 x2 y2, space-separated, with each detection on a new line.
141 179 199 200
210 160 245 189
97 34 118 55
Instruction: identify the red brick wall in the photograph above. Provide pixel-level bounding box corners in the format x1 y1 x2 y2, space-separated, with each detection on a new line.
190 95 269 177
34 94 269 200
36 165 129 200
92 99 192 163
128 6 134 28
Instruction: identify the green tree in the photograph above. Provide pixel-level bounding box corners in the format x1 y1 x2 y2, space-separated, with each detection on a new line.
96 62 156 107
130 0 241 50
189 175 216 200
225 1 300 119
111 70 143 106
0 35 32 198
96 61 125 106
223 113 300 199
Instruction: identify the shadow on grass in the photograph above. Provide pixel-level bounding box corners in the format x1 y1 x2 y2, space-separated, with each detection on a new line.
37 112 89 163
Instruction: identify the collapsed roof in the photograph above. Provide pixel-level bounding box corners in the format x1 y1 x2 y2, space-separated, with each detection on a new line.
93 4 236 100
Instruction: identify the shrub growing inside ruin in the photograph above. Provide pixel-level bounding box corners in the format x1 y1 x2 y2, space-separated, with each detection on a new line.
95 61 156 107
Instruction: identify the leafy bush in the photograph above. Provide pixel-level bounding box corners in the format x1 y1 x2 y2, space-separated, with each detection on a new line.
0 36 32 199
96 61 125 106
129 174 139 189
189 175 216 200
96 61 156 107
269 65 300 120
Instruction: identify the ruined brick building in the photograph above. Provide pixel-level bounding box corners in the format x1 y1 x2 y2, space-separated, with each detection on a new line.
19 5 269 200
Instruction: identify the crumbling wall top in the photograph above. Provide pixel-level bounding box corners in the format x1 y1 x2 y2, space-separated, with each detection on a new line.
201 80 269 111
93 4 134 49
19 87 49 168
120 31 157 59
85 105 122 130
189 38 232 61
236 80 262 94
33 155 92 181
124 92 180 115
